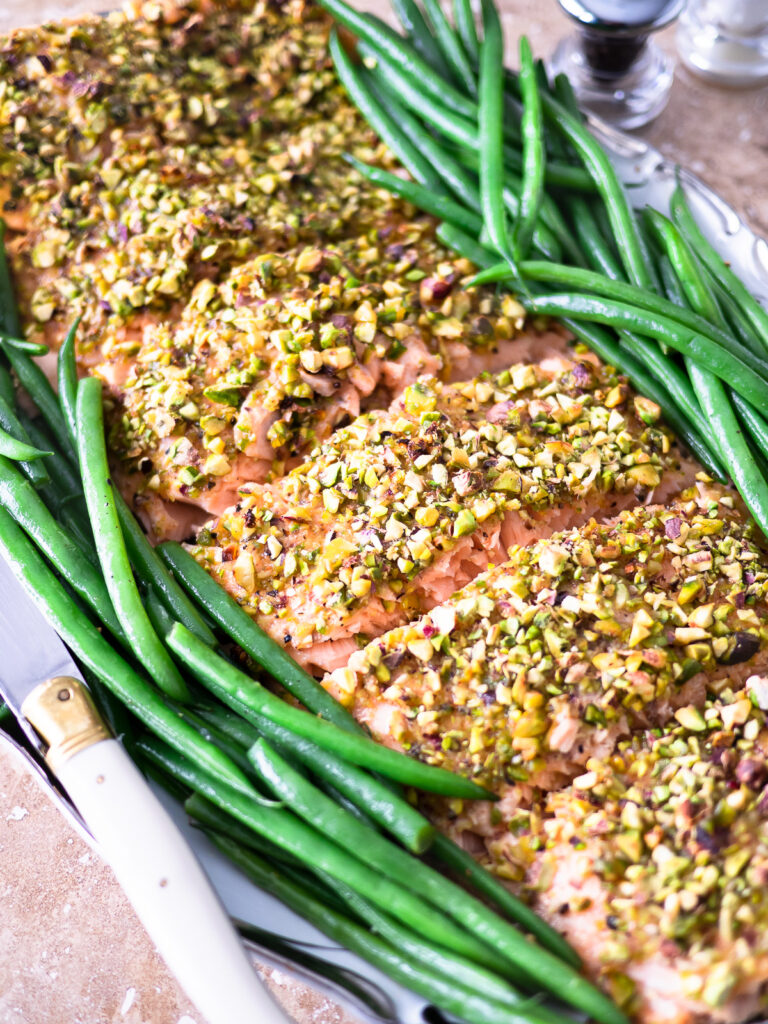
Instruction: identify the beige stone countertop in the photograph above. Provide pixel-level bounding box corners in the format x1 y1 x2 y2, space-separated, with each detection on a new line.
0 2 766 1023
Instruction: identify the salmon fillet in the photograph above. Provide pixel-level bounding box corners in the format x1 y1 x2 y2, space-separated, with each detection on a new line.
95 229 570 536
329 485 768 1023
486 688 768 1024
331 482 767 783
0 0 570 538
1 0 407 353
189 358 694 674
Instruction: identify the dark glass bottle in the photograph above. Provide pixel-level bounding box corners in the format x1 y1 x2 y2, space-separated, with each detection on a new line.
550 0 685 129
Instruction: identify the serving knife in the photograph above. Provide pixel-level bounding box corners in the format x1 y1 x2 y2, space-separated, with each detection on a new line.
0 551 289 1024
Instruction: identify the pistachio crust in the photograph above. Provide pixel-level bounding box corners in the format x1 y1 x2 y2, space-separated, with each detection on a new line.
336 487 768 787
190 360 678 659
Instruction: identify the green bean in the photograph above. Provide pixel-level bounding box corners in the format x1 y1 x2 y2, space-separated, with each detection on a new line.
0 221 21 337
647 215 733 477
616 333 702 430
657 251 688 309
319 777 376 827
512 37 544 261
530 194 583 266
693 372 768 531
249 739 522 978
568 195 623 279
540 92 652 289
114 492 217 648
0 331 48 356
329 30 445 193
552 71 581 121
346 155 483 236
0 425 50 462
634 255 728 477
57 317 81 448
421 0 477 96
166 621 493 800
470 256 768 377
82 663 135 744
4 344 76 465
328 879 572 1024
144 584 181 648
501 84 525 137
671 179 768 357
632 209 663 295
317 0 478 119
702 262 764 355
732 392 768 457
0 221 60 436
139 735 510 975
200 687 404 809
0 700 11 726
189 702 260 749
199 703 435 854
204 830 560 1024
75 377 189 702
643 208 722 323
390 0 453 79
0 393 50 486
194 694 577 965
526 293 768 410
447 146 568 260
366 75 483 211
0 364 14 407
0 507 252 796
61 329 205 619
0 455 126 643
326 876 561 1019
187 792 305 868
479 0 512 262
20 413 85 505
363 47 593 191
520 259 768 378
617 340 724 477
249 739 626 1024
430 832 580 968
18 413 96 558
171 703 265 783
436 221 498 269
526 219 726 474
435 228 724 477
157 541 361 732
186 793 357 916
653 209 768 522
453 0 479 62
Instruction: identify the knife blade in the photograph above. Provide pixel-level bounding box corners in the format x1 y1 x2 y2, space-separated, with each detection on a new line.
0 551 289 1024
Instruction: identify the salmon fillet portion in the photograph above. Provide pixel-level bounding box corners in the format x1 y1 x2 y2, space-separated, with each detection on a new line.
329 486 768 1022
189 358 692 674
483 687 768 1024
331 484 767 790
1 0 410 354
1 0 569 541
96 229 569 535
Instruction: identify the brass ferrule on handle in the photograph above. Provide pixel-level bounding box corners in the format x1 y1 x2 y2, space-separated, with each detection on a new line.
21 676 110 773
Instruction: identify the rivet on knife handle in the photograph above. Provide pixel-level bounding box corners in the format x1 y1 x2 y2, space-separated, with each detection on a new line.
21 676 110 773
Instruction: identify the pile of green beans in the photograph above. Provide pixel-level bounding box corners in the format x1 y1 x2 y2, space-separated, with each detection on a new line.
320 0 768 538
0 228 607 1021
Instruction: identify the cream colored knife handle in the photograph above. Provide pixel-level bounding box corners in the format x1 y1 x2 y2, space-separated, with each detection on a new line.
23 677 288 1024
